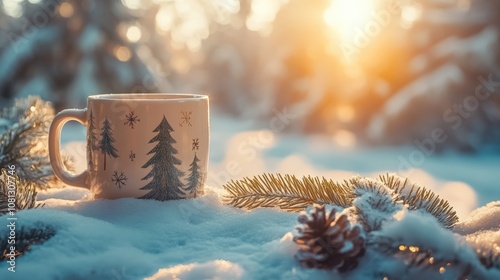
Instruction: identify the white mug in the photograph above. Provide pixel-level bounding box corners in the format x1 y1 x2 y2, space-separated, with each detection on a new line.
49 93 209 200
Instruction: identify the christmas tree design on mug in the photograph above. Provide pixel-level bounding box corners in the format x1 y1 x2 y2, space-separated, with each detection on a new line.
98 117 119 171
140 115 185 201
49 93 209 200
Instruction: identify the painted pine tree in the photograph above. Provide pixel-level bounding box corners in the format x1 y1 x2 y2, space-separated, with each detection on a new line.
140 116 185 200
98 117 119 171
87 110 98 170
185 153 202 198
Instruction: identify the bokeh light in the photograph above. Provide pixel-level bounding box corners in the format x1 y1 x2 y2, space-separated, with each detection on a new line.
126 25 142 42
2 0 23 18
59 2 74 18
115 46 132 62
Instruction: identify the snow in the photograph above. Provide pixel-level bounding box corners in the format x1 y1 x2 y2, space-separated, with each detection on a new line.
377 210 459 256
339 241 353 254
1 190 302 279
1 113 499 279
370 210 499 279
454 201 500 235
146 260 244 280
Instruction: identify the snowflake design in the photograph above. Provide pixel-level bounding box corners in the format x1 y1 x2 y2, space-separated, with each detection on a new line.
124 111 140 128
111 171 128 189
192 138 199 150
180 111 192 127
129 151 135 161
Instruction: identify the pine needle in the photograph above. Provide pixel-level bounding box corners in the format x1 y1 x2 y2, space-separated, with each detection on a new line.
0 169 44 215
378 174 459 229
223 173 350 211
1 223 56 260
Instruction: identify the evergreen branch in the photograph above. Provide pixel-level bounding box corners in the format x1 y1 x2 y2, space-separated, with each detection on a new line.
0 122 35 163
370 236 474 279
223 173 351 211
378 174 459 229
348 176 394 198
1 223 56 260
346 176 400 232
224 173 458 230
0 169 44 215
0 96 74 189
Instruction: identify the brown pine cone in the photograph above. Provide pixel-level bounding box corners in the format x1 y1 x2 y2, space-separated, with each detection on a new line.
293 204 365 272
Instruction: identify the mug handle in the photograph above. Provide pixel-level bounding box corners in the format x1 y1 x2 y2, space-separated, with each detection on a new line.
48 108 89 189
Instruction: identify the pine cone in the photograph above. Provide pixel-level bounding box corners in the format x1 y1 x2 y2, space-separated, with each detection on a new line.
293 204 365 272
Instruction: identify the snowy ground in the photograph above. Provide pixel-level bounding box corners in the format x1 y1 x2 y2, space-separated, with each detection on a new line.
1 113 499 279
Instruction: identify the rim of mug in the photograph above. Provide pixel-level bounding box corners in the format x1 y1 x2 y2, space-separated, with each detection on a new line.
88 93 208 101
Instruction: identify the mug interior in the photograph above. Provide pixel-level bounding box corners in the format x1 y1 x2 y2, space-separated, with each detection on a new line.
89 93 207 101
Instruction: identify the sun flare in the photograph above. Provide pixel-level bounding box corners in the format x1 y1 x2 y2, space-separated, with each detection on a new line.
324 0 375 43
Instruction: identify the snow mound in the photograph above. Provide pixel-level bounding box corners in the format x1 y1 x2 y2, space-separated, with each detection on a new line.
454 201 500 235
145 260 244 280
0 189 303 280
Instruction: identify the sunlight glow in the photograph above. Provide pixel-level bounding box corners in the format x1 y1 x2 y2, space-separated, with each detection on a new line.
323 0 374 43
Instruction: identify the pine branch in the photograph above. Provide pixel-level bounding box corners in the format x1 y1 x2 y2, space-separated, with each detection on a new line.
223 173 351 211
0 96 74 189
1 223 56 260
370 236 474 279
347 176 398 209
223 173 459 230
0 169 43 215
378 174 459 229
345 176 400 232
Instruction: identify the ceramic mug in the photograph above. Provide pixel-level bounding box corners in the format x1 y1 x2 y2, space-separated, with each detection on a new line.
49 93 209 200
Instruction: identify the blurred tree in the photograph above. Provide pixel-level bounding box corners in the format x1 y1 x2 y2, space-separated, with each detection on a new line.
1 0 498 152
0 0 163 110
365 0 500 151
271 0 339 132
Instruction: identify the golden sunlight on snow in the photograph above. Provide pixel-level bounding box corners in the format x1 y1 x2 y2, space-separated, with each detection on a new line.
145 260 244 280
